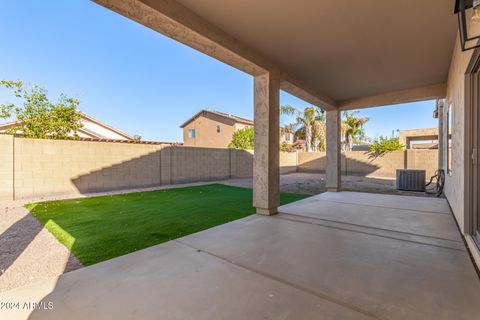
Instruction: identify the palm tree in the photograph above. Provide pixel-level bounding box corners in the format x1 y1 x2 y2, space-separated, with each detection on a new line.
341 111 369 151
281 105 325 152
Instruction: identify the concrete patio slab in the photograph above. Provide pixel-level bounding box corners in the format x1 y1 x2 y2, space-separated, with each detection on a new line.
278 194 462 242
275 213 466 251
180 215 480 320
308 191 452 214
0 240 373 320
1 192 479 320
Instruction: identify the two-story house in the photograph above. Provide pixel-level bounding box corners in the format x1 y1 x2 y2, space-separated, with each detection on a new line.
180 109 293 148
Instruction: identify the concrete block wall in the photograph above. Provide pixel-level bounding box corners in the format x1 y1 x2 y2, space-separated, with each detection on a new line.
2 136 439 201
169 147 231 184
279 152 298 174
298 150 438 179
0 135 14 200
230 149 254 178
343 151 404 177
297 152 327 172
403 150 438 178
13 138 163 199
0 137 259 200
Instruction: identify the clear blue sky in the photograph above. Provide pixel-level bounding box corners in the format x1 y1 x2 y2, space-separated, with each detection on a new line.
0 0 438 142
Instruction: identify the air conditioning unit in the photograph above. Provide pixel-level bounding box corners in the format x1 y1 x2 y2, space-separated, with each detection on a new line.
396 169 426 192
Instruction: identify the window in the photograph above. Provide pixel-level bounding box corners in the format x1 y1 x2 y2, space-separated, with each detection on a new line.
216 125 221 133
447 104 452 175
188 129 196 138
285 132 291 142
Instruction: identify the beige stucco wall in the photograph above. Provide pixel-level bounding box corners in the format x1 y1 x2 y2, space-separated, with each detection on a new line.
298 150 438 179
182 114 238 148
182 114 292 148
442 34 473 232
398 128 438 149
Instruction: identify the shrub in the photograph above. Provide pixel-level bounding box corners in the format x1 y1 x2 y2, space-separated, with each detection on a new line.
369 136 403 154
228 127 254 150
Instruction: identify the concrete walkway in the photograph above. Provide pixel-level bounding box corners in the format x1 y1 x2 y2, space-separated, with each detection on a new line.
1 192 479 319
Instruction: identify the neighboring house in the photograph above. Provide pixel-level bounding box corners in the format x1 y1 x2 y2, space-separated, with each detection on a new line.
398 127 452 150
398 128 438 150
411 142 438 150
180 109 294 148
0 112 134 141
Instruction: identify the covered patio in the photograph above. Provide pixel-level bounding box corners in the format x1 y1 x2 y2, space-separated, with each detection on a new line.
3 1 479 319
90 0 455 215
2 191 479 319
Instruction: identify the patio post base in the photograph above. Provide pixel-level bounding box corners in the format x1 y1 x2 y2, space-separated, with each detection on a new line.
256 207 278 215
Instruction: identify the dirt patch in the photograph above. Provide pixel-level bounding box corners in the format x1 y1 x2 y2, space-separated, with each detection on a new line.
225 172 438 197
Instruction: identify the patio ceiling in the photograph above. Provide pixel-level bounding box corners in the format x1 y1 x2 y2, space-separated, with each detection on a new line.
95 0 456 109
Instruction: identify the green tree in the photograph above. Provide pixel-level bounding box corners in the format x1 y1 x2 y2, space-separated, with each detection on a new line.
281 105 325 152
228 126 254 150
341 111 369 151
369 136 404 154
0 80 83 139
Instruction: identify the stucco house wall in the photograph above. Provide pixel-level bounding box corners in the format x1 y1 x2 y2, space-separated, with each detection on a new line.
398 128 438 149
442 34 473 233
182 112 238 148
182 111 293 148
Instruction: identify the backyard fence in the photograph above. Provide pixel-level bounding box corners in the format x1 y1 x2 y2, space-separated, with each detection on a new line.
297 150 438 179
0 135 437 200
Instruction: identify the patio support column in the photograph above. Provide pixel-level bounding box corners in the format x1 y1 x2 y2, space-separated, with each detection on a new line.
326 109 341 192
253 71 280 215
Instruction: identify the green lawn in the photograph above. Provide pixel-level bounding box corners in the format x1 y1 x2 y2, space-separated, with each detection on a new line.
27 184 307 266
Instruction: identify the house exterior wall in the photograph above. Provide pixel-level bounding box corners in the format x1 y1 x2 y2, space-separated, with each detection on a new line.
182 114 238 148
80 118 130 140
398 128 438 149
442 34 473 233
182 113 293 148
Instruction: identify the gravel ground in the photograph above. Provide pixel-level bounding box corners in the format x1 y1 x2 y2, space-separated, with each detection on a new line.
224 172 438 197
0 203 82 292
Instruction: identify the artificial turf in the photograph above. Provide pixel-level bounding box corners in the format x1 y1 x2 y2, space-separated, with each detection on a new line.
27 184 307 266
